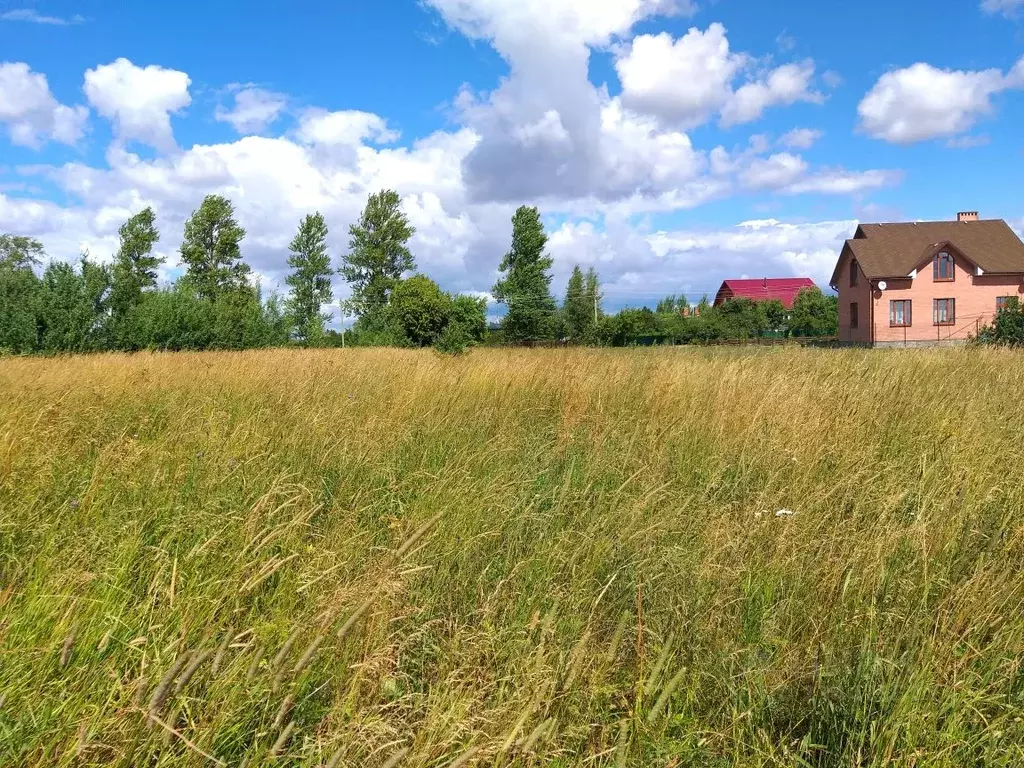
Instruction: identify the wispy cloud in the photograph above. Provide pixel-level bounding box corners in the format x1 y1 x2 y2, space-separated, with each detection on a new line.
0 9 85 25
946 135 991 149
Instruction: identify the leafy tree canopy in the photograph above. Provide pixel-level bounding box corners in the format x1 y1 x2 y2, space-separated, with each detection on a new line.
341 190 415 321
180 195 249 301
493 206 556 342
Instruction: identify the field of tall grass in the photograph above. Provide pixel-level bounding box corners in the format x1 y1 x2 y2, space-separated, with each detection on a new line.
2 347 1024 767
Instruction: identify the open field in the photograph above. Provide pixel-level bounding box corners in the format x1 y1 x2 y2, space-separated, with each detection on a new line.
2 347 1024 767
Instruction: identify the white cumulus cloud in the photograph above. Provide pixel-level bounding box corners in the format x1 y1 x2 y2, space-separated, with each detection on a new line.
858 58 1024 144
0 62 88 148
215 86 288 135
84 58 191 152
720 60 822 126
616 23 822 129
296 109 400 147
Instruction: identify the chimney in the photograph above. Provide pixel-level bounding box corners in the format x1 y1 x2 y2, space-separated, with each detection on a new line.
957 211 979 222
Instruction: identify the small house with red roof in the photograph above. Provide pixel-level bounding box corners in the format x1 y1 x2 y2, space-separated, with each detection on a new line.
713 277 817 309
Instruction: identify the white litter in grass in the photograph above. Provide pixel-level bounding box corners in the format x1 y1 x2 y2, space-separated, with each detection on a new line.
775 509 795 517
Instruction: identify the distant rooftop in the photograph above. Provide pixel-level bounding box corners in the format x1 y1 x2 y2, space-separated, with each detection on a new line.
713 277 817 309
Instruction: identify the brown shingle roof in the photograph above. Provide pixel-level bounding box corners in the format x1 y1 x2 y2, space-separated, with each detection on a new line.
829 219 1024 286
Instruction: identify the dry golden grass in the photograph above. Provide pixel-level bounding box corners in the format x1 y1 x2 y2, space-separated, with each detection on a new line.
2 347 1024 766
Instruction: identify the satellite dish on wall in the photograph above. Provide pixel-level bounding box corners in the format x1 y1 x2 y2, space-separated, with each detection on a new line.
877 281 888 291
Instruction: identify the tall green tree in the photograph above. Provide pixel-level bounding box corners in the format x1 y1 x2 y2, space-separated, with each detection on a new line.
285 212 334 345
180 195 249 301
493 206 556 342
111 208 161 320
0 234 43 353
340 190 415 323
789 287 838 337
561 265 591 342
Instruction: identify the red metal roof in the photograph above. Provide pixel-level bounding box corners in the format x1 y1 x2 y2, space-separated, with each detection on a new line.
713 278 817 309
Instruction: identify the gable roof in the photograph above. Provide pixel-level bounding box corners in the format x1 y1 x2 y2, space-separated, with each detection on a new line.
714 278 817 309
829 219 1024 286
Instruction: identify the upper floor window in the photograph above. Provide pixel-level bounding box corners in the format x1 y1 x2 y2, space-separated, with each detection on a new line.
850 259 859 287
934 251 955 282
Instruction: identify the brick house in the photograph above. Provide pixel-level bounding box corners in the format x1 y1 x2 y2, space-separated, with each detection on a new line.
829 213 1024 346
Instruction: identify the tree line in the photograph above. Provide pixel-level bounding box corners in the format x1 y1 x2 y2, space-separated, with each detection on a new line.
0 190 489 355
0 191 837 356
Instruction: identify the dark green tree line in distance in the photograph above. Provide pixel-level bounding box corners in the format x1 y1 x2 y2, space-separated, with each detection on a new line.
0 193 839 356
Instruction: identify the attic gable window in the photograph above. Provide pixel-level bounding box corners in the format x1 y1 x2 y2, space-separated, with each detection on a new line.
850 259 859 287
933 251 955 282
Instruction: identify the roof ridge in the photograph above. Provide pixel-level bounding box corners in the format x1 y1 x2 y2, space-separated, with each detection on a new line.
864 219 1006 227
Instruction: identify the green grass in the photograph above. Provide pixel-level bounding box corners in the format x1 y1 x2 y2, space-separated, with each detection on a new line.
2 346 1024 767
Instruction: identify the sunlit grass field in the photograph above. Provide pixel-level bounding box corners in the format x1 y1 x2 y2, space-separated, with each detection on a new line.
2 347 1024 767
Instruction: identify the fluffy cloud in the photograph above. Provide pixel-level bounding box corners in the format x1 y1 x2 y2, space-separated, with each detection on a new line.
84 58 191 152
215 87 288 135
427 0 695 50
778 128 822 149
615 25 744 127
296 109 400 147
740 153 808 190
858 58 1024 143
615 24 821 128
720 61 821 126
0 62 88 148
424 0 713 203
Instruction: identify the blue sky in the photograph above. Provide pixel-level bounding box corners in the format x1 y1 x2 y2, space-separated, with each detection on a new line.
2 0 1023 314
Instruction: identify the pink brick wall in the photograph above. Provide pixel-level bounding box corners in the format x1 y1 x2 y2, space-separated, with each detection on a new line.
871 255 1023 343
836 251 874 343
837 250 1024 344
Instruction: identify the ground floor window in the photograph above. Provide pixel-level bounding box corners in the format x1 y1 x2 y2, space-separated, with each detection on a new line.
850 302 859 329
997 296 1015 312
890 300 911 327
933 298 955 326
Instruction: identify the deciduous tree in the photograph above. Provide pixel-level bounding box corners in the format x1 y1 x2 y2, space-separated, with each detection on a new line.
789 287 838 337
341 190 415 323
285 212 333 345
0 234 43 353
180 196 249 301
111 208 162 318
493 206 556 342
561 265 590 342
389 274 451 347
